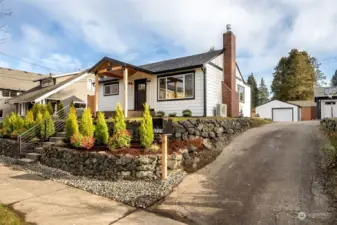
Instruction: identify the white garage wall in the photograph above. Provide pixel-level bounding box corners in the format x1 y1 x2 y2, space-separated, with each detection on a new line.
255 100 300 121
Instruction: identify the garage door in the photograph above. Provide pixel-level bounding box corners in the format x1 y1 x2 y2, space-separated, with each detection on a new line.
272 108 293 122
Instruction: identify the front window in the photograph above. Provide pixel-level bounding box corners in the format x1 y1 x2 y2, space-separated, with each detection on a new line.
238 85 245 102
104 82 119 96
158 73 194 100
2 90 9 97
10 91 17 97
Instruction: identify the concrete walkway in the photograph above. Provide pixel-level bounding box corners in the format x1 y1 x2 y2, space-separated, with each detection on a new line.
0 163 185 225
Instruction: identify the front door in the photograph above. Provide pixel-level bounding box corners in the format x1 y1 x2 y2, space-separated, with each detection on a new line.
134 79 147 110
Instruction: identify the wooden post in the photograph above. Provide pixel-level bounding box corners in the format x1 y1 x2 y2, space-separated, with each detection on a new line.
123 68 128 118
94 73 99 115
161 134 168 180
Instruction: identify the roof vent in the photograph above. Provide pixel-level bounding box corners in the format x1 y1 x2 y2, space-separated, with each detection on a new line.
226 24 231 31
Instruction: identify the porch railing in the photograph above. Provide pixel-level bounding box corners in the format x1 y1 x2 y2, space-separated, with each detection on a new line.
18 105 71 157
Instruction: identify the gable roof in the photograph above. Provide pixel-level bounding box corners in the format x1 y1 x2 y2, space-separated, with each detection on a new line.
256 99 301 108
140 49 223 73
9 71 86 104
288 100 316 107
0 67 45 91
33 71 85 82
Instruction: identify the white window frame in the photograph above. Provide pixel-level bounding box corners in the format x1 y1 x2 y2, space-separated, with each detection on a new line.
103 82 119 96
87 78 94 91
238 85 245 103
157 72 195 101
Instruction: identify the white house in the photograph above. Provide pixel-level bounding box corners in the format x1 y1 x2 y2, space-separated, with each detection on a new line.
89 25 251 118
256 100 301 122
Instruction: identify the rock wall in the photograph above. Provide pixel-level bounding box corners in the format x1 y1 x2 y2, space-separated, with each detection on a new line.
321 118 337 133
0 138 20 158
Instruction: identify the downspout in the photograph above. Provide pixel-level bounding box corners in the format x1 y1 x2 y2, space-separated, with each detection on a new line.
202 66 207 117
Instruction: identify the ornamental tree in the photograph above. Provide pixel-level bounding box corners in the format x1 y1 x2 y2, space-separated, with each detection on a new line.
65 106 79 141
139 103 154 148
47 101 54 115
40 110 55 139
24 110 35 129
113 103 126 134
95 112 109 145
79 108 95 137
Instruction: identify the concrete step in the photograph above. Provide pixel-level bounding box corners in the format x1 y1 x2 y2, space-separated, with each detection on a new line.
26 153 41 161
49 136 65 143
17 158 36 166
34 147 44 153
56 132 66 137
42 142 55 148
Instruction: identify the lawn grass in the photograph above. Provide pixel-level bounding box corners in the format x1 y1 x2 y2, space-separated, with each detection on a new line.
0 204 22 225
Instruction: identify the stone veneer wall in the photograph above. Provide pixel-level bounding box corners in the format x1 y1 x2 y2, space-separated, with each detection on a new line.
0 138 20 158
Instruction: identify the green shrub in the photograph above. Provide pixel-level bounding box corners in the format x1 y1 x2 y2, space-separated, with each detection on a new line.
168 112 177 117
3 112 24 133
35 112 43 138
32 103 47 120
80 136 96 150
114 103 126 133
65 106 79 141
108 129 131 150
182 109 192 117
70 133 83 148
10 128 25 140
95 112 109 145
156 111 165 117
79 108 95 137
146 144 160 153
250 118 272 127
0 127 9 138
47 101 54 115
57 102 65 118
24 110 35 129
40 110 55 139
139 103 154 148
70 133 95 150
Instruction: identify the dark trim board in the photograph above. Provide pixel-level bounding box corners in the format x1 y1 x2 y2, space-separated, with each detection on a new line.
134 78 147 111
208 62 223 71
271 107 294 121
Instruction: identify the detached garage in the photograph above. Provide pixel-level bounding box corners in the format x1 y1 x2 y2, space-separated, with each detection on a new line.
256 100 301 122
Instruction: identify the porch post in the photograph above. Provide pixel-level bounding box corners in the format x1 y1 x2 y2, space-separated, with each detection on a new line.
123 68 128 117
94 73 99 115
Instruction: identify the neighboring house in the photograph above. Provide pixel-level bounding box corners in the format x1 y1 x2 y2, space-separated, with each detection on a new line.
288 100 316 120
9 71 95 115
256 100 301 122
0 67 44 120
315 86 337 119
88 25 251 117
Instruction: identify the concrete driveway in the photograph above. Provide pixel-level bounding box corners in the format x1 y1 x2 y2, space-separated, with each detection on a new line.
0 164 185 225
154 121 335 224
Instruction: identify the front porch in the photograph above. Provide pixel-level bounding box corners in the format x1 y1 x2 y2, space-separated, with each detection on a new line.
88 57 156 117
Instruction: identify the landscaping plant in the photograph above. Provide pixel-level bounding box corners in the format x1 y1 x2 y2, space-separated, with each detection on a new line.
182 109 192 117
57 102 65 118
108 129 131 150
35 111 43 138
47 101 54 115
79 108 95 137
24 110 35 129
81 136 96 150
168 112 177 117
139 103 154 148
65 106 79 141
70 133 83 148
40 110 55 139
156 111 165 117
3 112 24 133
113 103 126 133
95 112 109 145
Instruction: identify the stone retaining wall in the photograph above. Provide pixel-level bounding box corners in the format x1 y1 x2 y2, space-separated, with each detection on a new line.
321 118 337 133
0 138 20 158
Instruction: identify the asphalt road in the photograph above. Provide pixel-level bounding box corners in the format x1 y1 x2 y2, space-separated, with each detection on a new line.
154 121 336 225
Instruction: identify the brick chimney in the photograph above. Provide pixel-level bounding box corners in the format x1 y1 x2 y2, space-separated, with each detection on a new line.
222 24 239 117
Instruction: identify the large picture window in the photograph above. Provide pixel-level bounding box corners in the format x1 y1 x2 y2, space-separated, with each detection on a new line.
158 73 194 100
104 82 119 96
238 85 245 102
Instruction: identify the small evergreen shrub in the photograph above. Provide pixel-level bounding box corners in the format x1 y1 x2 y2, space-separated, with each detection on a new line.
79 108 95 137
70 133 83 148
35 112 43 138
24 110 35 129
70 133 95 150
32 104 41 120
47 101 54 115
182 109 192 117
139 103 154 148
3 112 24 133
40 110 55 139
95 112 109 145
168 112 177 117
113 103 126 134
146 144 160 153
0 127 9 138
57 102 65 118
81 136 96 150
65 106 79 141
156 111 165 117
108 129 131 150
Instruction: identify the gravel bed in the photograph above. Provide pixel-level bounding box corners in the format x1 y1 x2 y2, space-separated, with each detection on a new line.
0 155 187 208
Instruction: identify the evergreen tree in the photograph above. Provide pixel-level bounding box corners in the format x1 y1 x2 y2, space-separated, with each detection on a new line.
310 56 326 87
271 49 316 101
57 102 65 118
79 108 95 137
95 112 109 145
247 73 259 108
32 103 41 120
35 112 43 138
65 106 79 141
113 103 126 134
47 101 54 115
258 78 269 105
24 110 35 129
331 70 337 86
139 103 154 148
40 110 55 139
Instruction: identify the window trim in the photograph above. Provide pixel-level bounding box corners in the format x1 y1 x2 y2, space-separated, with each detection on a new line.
103 82 119 96
238 84 245 103
157 71 195 102
2 90 9 97
87 78 94 91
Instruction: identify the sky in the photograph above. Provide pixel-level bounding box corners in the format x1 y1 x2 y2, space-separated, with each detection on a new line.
1 0 337 90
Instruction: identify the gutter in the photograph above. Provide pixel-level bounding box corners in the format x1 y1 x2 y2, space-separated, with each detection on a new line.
202 66 207 117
